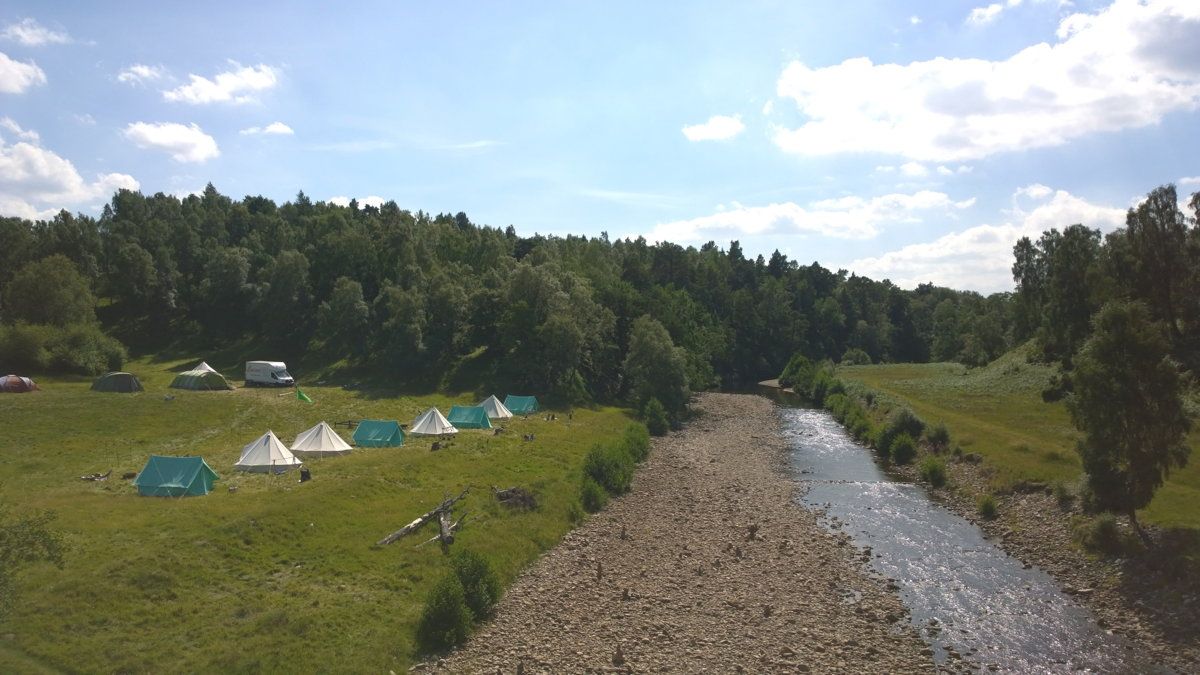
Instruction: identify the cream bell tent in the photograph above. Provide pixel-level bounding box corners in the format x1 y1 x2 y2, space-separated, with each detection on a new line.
291 421 352 457
410 407 458 436
478 395 513 419
235 430 302 473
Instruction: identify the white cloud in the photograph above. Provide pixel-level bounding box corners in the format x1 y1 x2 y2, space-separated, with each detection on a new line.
762 100 775 116
1 18 70 46
900 161 929 177
875 165 896 173
967 0 1021 26
440 139 501 150
163 63 278 104
0 51 46 93
240 121 294 136
117 64 167 85
0 122 138 220
1179 176 1200 186
328 195 386 208
773 0 1200 162
124 122 219 163
682 114 746 141
910 16 923 25
646 190 974 244
73 113 96 126
848 186 1125 293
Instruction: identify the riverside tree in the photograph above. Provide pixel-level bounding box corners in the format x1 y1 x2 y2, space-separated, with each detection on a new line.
1068 301 1191 543
622 315 689 418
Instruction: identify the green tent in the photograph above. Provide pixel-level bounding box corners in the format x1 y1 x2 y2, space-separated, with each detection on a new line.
134 455 218 497
353 420 405 447
447 405 492 430
91 371 144 393
504 395 539 414
169 369 233 391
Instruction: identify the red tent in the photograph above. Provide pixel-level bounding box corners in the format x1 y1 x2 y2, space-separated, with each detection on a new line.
0 374 38 393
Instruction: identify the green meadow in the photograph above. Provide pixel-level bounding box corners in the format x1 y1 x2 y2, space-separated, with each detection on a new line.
839 348 1200 531
0 356 631 673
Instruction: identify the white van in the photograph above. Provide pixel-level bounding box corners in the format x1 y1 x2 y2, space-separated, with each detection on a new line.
245 361 294 387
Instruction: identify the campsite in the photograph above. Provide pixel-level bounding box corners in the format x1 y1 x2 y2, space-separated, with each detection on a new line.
0 356 629 673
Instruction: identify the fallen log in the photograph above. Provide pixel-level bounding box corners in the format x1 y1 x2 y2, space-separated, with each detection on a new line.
419 512 467 547
376 488 468 547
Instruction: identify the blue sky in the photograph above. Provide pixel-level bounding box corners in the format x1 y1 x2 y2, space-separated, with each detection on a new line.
2 0 1198 292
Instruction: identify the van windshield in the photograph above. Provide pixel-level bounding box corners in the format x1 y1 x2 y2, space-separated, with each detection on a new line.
271 370 292 380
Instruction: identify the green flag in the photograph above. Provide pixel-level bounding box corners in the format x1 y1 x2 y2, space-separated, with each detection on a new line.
296 387 313 404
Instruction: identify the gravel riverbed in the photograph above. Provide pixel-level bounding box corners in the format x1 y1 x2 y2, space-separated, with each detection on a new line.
426 393 931 673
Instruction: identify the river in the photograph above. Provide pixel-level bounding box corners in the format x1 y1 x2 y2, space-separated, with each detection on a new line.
779 404 1155 673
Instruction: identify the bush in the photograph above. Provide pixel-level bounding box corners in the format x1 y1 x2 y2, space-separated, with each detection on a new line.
566 499 585 524
778 353 814 390
977 494 998 519
450 549 501 621
919 456 947 488
840 347 872 365
823 393 849 421
0 323 52 372
809 371 835 406
584 443 634 495
1075 513 1125 556
926 422 950 453
876 408 925 458
849 416 874 443
890 433 917 465
0 322 126 375
415 574 472 653
621 423 651 462
580 476 608 513
642 398 669 437
1052 481 1074 508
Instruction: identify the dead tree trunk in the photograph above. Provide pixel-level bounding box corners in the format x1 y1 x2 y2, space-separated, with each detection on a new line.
376 488 468 547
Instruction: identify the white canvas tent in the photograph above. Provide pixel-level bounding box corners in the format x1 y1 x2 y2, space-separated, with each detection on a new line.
410 407 458 436
291 421 352 457
478 395 513 419
194 361 217 374
236 430 302 472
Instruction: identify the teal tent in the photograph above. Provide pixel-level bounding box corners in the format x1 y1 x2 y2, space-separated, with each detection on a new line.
353 420 405 447
92 371 143 393
447 405 492 430
169 369 233 391
504 395 539 414
134 455 218 497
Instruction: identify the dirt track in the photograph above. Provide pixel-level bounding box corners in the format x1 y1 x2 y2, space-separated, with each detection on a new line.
428 393 931 673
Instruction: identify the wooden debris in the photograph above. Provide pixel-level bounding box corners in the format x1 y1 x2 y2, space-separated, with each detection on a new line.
81 469 112 482
376 489 469 547
492 485 537 510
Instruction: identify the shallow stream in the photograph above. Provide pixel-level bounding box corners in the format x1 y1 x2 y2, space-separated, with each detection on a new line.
779 404 1153 673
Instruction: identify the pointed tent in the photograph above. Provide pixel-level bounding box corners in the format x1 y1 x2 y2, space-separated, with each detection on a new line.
170 368 233 391
478 395 513 419
291 421 352 456
91 371 144 393
353 420 405 447
448 405 492 430
134 455 218 497
194 361 218 373
0 374 38 393
504 395 540 414
235 430 302 473
410 407 458 436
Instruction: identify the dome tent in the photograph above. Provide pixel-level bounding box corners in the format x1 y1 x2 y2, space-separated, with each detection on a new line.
170 367 233 390
91 372 144 393
235 430 302 473
0 374 38 393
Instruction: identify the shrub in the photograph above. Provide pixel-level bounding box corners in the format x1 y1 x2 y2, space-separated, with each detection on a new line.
566 500 585 524
1075 513 1125 556
580 477 608 513
450 549 501 621
919 456 947 488
849 417 874 444
877 408 925 457
621 423 651 462
585 443 634 495
840 347 872 365
926 422 950 453
642 398 669 437
1052 481 1074 508
809 372 835 406
778 353 814 390
890 433 917 465
415 574 472 653
0 323 52 372
0 322 125 375
977 494 998 519
823 393 849 421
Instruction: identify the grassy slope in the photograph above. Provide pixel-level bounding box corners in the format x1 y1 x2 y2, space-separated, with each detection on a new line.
0 356 629 673
839 348 1200 530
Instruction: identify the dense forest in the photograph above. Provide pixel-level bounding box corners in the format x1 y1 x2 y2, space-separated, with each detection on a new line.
1 183 1197 418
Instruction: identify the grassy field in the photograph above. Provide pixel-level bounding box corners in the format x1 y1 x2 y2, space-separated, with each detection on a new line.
0 356 631 673
839 347 1200 530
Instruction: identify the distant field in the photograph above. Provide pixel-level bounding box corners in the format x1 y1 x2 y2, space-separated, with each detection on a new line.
0 356 630 673
839 349 1200 530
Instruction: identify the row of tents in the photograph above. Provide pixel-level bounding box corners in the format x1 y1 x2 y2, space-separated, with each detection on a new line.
133 394 541 497
3 366 219 394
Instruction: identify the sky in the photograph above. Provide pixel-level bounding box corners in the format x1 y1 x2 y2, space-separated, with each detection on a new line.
1 0 1198 293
